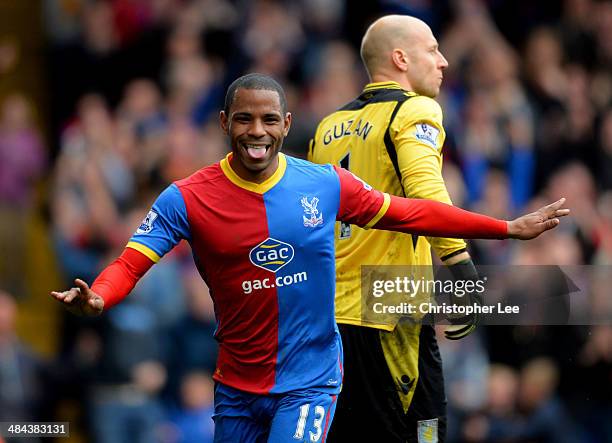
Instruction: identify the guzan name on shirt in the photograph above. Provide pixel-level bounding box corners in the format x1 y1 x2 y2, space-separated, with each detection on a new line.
323 119 373 145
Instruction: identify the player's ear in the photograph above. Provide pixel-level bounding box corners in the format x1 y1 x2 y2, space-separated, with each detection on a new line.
391 48 409 72
283 112 292 136
219 110 229 134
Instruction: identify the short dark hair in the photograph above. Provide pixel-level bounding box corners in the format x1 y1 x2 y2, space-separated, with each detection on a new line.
224 73 288 115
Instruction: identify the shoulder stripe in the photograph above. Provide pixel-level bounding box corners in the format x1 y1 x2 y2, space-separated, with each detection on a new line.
383 96 412 195
339 89 412 112
127 241 161 263
363 193 391 229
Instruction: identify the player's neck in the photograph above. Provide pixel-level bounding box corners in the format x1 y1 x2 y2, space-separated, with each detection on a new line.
369 73 412 91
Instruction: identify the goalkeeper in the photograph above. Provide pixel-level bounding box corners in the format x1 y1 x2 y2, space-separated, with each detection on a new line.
309 15 483 442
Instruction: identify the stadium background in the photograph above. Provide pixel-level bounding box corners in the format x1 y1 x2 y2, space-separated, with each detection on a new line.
0 0 610 442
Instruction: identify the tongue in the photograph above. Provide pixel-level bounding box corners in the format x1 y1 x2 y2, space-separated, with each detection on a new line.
247 146 267 159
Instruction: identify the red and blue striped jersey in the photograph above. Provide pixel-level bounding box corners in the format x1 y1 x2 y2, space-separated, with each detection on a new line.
127 153 390 395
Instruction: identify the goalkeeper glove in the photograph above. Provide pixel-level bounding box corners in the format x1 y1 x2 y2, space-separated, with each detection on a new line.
444 258 482 340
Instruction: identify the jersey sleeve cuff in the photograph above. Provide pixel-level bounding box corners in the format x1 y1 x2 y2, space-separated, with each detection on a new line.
126 241 161 263
364 193 391 229
440 248 468 262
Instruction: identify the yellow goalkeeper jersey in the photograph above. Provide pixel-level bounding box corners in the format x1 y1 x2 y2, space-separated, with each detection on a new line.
308 81 467 332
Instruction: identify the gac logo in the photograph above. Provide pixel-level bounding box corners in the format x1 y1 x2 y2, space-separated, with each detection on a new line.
249 238 295 273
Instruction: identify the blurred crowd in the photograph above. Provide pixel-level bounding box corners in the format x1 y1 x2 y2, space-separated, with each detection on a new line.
0 0 610 442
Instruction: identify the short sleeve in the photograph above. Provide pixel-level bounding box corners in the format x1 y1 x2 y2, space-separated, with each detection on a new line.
335 165 390 229
128 184 191 262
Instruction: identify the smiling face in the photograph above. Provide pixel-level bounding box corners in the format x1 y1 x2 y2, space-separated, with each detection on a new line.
220 88 291 183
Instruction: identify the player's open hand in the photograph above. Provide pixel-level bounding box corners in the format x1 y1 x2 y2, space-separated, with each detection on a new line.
50 279 104 316
507 198 570 240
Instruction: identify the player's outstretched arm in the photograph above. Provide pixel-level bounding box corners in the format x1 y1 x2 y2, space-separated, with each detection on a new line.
335 166 569 240
50 247 155 316
51 279 104 316
506 198 570 240
372 196 569 240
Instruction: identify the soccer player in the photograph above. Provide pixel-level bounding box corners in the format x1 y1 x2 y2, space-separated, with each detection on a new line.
308 15 492 442
51 74 567 443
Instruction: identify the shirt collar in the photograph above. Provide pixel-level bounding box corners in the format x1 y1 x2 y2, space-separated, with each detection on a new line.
362 81 404 92
220 152 287 194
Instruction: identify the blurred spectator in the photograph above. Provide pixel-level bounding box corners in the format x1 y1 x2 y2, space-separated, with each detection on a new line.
523 26 567 106
514 357 582 442
461 363 519 443
165 371 214 443
438 328 489 442
110 0 156 45
0 291 47 427
240 0 305 78
89 360 166 443
597 107 612 191
0 93 46 294
163 23 223 126
469 170 514 265
49 0 122 129
117 78 166 141
591 1 612 109
547 162 601 263
593 191 612 264
161 119 208 183
84 207 174 441
571 324 612 442
116 78 168 188
287 40 364 157
522 26 569 192
463 41 535 211
461 359 582 443
299 0 345 39
0 36 19 76
559 0 598 69
198 117 229 165
164 274 218 404
51 94 131 283
305 40 363 122
564 63 597 168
